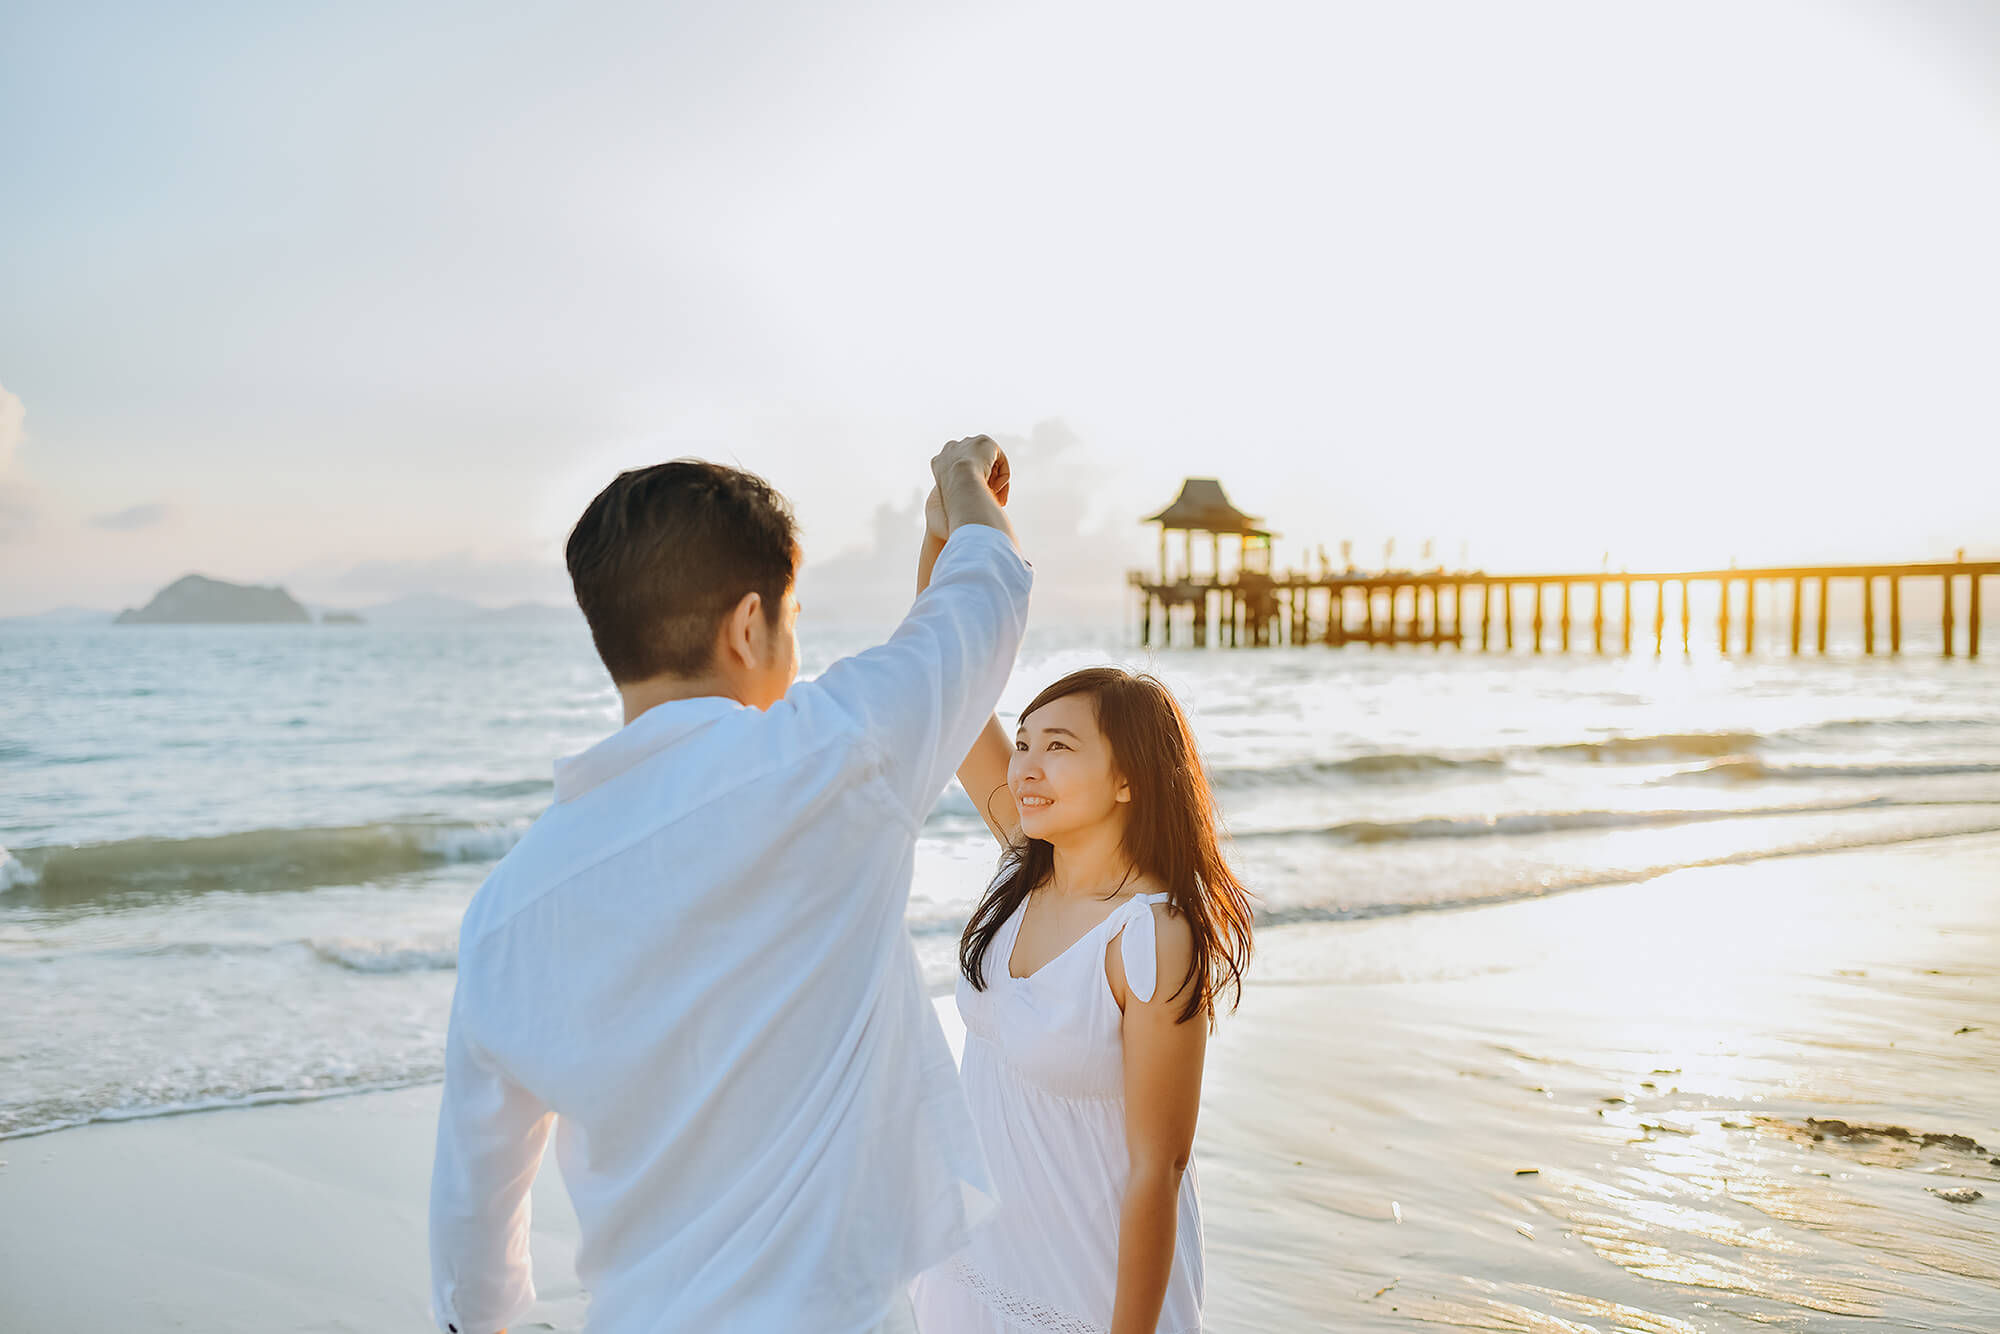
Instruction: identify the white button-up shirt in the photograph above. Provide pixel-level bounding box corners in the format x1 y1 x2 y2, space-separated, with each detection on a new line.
429 524 1032 1334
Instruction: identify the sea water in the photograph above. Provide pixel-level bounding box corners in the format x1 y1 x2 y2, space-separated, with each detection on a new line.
3 618 1997 1139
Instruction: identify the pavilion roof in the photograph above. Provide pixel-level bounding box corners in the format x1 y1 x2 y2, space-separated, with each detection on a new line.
1143 478 1268 535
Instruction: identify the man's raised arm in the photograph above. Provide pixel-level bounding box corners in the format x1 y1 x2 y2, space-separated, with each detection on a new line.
803 437 1031 825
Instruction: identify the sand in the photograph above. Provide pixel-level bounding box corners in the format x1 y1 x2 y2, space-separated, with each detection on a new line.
3 832 1996 1332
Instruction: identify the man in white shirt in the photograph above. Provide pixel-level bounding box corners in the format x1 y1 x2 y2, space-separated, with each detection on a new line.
429 437 1030 1334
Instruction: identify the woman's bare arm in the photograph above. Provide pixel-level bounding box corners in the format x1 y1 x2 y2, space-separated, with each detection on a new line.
1107 909 1204 1334
955 714 1019 844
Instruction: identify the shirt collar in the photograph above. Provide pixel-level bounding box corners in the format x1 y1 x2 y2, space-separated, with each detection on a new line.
553 695 747 802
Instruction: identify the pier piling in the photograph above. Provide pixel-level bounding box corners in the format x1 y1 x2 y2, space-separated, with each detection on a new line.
1132 554 1995 660
1972 574 1983 659
1133 477 1989 661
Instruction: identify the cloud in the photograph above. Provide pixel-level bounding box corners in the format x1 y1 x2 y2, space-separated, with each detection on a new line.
87 502 172 531
797 420 1150 628
0 382 38 542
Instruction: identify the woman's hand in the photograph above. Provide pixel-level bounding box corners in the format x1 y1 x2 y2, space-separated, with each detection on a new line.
929 436 1014 547
924 485 949 543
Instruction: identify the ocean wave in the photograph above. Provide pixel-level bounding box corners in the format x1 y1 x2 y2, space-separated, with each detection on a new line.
0 846 34 893
919 719 2000 818
308 936 458 973
1231 798 1909 845
916 785 1999 858
0 933 462 974
1246 817 2000 929
105 940 286 961
1781 716 2000 738
1538 731 1763 763
1539 719 2000 765
0 819 528 908
0 1073 445 1142
1209 752 1508 790
1655 759 2000 785
13 817 2000 1141
907 802 2000 939
927 786 980 821
438 778 553 800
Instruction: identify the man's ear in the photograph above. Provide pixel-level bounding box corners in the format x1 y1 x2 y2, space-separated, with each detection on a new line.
721 590 764 670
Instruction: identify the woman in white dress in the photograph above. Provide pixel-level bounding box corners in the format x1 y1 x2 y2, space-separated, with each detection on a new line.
906 623 1254 1334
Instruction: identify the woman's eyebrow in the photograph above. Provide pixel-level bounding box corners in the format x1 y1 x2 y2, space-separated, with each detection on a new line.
1016 725 1080 738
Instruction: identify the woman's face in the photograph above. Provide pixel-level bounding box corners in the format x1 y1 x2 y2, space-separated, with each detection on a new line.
1010 692 1130 842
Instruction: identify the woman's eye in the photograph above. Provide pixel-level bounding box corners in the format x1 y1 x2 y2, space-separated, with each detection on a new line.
1047 741 1067 750
1014 741 1028 751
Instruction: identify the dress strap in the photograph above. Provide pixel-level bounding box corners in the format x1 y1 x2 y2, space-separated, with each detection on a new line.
1112 895 1168 1004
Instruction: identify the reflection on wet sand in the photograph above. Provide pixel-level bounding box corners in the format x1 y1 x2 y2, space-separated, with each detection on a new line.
1199 833 2000 1332
1411 1280 1704 1333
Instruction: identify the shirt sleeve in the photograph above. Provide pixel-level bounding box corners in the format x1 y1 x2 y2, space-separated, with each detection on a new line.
428 979 555 1334
804 523 1033 824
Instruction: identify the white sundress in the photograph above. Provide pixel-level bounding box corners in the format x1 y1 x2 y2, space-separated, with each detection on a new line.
910 891 1204 1334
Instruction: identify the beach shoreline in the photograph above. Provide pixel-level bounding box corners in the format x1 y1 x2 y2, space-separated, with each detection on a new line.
4 831 1996 1332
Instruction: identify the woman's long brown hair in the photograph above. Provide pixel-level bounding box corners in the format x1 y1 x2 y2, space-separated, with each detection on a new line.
958 667 1254 1026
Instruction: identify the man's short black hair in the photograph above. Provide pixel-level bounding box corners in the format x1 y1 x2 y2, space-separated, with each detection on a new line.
566 460 799 684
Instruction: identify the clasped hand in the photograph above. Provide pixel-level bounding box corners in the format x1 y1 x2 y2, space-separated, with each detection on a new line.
926 435 1011 542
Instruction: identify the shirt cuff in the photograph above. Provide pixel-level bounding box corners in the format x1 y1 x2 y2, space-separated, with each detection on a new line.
433 1280 536 1334
940 522 1033 579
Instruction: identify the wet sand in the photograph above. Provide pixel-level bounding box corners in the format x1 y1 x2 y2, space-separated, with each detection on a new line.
2 832 1995 1331
1202 829 2000 1331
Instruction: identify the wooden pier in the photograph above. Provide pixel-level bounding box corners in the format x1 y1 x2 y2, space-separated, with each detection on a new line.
1132 480 1994 658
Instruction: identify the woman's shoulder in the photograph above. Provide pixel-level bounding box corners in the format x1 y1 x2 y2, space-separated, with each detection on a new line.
1112 876 1183 927
1126 877 1185 922
1140 897 1194 967
1104 884 1195 1008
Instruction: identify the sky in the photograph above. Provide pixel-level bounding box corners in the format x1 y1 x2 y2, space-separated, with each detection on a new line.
2 0 1996 622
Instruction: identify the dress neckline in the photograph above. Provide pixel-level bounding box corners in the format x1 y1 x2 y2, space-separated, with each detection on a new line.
1003 890 1169 983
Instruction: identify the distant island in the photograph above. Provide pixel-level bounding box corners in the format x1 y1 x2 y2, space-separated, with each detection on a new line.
116 574 311 624
320 610 366 625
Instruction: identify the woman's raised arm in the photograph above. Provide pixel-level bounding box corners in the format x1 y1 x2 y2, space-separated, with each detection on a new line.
955 713 1019 845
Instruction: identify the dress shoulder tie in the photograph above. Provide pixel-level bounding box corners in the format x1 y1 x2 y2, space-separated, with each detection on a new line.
1113 893 1172 1004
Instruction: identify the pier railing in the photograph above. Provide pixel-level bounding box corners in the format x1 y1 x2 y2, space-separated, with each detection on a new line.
1132 560 1997 657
